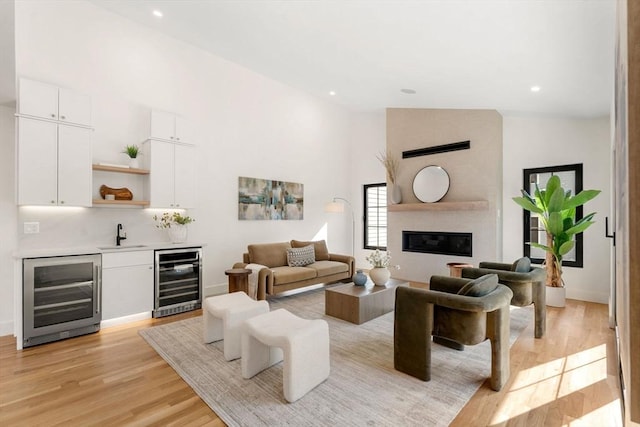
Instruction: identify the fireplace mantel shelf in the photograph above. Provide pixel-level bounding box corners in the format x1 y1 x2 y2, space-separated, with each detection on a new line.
387 200 489 212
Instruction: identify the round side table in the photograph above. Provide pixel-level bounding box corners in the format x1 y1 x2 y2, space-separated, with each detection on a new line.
446 262 473 278
225 268 252 295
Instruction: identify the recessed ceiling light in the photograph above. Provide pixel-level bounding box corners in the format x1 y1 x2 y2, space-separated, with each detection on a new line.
531 86 541 92
329 91 336 96
400 88 417 94
153 10 163 18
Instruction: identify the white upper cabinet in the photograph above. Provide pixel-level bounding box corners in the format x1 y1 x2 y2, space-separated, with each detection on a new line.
174 143 196 208
18 117 92 206
143 139 195 209
150 110 190 143
18 78 92 127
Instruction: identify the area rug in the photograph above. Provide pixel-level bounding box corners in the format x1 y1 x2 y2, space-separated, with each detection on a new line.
139 287 532 426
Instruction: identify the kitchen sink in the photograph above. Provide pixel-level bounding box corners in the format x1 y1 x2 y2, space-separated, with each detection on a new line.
98 244 147 250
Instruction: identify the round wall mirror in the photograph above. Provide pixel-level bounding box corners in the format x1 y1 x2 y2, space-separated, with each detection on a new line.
412 166 450 203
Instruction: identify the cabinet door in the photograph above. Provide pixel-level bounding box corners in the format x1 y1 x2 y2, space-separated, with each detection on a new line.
174 115 190 143
174 144 196 208
18 78 59 120
102 264 154 321
58 88 92 126
58 125 92 207
150 110 176 141
148 140 176 207
17 118 58 205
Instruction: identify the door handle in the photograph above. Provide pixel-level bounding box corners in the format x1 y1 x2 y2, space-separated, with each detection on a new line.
605 216 616 246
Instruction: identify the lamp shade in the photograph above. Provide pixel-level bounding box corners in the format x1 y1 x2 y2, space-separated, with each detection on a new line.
324 201 345 213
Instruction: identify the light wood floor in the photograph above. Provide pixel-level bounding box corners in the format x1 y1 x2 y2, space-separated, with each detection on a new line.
0 294 622 426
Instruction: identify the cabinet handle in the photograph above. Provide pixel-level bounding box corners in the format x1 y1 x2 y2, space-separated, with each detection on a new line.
51 200 56 204
60 115 66 120
176 204 180 207
60 200 65 204
176 137 180 141
170 136 174 139
50 113 56 118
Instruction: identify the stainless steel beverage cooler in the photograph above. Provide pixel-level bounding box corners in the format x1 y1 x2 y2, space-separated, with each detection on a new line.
23 254 102 347
154 247 202 318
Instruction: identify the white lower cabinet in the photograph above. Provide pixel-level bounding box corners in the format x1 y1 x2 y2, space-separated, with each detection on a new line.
102 250 154 321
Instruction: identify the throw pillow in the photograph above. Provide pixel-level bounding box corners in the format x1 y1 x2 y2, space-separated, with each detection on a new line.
287 245 316 267
458 274 499 297
511 257 531 273
291 239 329 261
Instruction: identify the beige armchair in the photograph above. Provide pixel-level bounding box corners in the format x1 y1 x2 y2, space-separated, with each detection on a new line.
461 257 546 338
394 274 514 391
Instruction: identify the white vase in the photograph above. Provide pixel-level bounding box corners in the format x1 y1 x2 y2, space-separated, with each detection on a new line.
369 267 390 286
390 184 402 204
546 286 566 307
168 225 188 244
129 157 140 169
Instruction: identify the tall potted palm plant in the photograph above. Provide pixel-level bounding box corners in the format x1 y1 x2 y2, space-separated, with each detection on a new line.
513 175 600 306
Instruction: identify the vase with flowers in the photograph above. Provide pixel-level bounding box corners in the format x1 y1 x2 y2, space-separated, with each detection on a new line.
365 249 399 286
153 212 195 243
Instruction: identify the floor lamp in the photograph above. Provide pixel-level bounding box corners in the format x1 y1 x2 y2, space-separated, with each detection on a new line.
324 197 355 257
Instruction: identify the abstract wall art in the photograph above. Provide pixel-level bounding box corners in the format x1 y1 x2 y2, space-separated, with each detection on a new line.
238 176 304 220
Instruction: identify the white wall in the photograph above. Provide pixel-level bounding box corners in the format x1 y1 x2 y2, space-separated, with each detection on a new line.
502 115 611 303
1 0 354 331
0 106 17 335
348 111 387 269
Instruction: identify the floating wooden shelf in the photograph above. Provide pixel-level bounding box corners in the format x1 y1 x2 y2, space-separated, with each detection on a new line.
92 199 150 207
387 201 489 212
92 164 150 175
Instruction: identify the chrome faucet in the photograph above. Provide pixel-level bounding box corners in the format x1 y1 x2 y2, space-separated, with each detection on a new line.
116 223 127 246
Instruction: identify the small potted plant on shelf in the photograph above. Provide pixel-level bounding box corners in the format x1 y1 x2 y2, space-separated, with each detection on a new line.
122 144 141 169
512 175 600 306
153 212 195 244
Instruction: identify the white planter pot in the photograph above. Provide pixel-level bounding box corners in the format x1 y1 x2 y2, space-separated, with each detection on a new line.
129 157 140 169
546 286 566 308
168 225 188 244
369 267 390 286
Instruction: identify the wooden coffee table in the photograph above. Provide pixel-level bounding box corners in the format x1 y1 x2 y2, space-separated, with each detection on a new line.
325 278 409 324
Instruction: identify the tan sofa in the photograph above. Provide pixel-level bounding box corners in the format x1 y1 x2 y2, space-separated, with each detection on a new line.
233 240 354 300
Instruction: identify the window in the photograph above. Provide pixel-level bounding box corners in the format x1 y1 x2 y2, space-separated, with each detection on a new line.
522 163 584 267
364 183 387 250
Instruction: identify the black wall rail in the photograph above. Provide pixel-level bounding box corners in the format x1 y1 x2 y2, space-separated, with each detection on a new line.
402 140 470 159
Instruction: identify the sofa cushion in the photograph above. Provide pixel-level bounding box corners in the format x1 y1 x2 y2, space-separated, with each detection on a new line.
291 240 329 261
248 242 291 268
271 266 317 285
307 260 349 277
287 245 316 267
458 274 499 297
511 257 531 273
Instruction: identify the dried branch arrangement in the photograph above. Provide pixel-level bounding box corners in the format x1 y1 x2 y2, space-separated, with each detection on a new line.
376 151 399 184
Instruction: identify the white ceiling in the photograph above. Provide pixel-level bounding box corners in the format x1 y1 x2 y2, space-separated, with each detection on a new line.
90 1 614 117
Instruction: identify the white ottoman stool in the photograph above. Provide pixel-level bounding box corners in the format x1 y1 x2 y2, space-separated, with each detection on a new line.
241 308 330 403
203 291 269 361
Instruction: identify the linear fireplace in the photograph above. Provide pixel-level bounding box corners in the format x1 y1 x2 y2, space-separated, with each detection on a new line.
402 231 472 257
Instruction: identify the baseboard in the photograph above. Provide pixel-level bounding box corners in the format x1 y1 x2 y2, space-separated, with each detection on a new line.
101 312 152 329
566 289 609 305
0 320 13 337
204 282 227 298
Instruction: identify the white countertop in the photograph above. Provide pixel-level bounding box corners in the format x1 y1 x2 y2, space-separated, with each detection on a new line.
13 242 206 259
